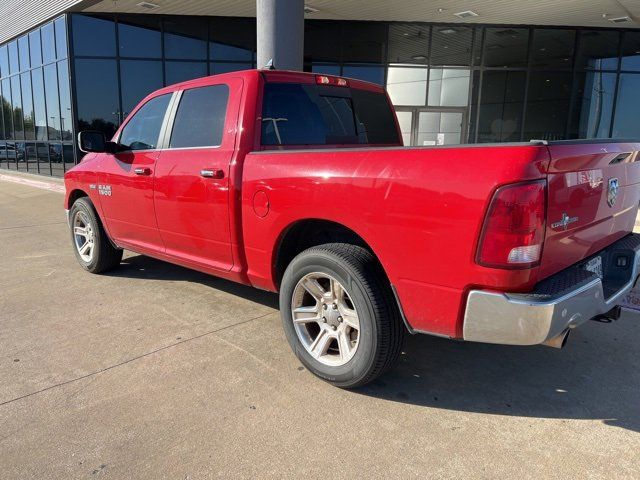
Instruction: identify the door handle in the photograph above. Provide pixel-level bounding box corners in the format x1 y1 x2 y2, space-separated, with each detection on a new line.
200 168 225 179
134 167 152 175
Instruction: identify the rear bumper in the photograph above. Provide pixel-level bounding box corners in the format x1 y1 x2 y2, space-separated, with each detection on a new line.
463 233 640 345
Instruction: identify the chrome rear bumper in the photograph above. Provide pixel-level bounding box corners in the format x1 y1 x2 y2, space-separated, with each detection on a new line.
463 234 640 346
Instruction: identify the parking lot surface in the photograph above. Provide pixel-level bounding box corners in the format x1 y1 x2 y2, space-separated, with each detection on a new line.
1 172 639 479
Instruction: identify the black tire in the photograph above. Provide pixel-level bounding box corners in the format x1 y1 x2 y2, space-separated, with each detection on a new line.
69 197 123 274
280 243 404 388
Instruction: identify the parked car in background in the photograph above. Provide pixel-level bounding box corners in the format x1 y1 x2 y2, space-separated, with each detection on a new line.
64 70 640 388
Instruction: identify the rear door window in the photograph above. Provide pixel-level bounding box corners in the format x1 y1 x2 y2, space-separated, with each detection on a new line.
169 84 229 148
261 83 400 146
119 93 171 151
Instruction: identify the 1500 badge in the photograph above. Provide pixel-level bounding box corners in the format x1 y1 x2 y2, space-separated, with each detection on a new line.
551 212 578 230
98 185 112 196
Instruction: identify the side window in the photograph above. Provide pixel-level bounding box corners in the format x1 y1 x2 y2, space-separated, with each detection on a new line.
119 93 171 151
170 84 229 148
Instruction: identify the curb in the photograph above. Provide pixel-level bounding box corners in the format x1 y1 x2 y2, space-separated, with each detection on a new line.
0 170 66 194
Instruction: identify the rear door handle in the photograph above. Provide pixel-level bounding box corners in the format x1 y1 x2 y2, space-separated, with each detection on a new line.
134 167 152 175
200 168 225 179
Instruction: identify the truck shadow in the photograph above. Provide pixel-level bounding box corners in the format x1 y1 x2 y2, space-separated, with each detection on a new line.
359 323 640 434
108 254 639 434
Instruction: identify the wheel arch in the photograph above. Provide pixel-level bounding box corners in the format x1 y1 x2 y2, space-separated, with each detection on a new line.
273 218 386 290
65 188 89 210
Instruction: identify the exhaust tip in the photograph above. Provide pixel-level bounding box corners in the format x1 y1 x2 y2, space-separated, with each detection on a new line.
542 329 570 349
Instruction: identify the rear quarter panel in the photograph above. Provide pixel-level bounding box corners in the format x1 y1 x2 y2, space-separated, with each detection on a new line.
242 144 550 337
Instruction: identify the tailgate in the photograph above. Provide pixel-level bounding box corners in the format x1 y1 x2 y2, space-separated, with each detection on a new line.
540 140 640 279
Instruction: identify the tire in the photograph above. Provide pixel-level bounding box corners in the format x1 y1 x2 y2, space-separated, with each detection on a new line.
280 243 404 388
69 197 123 274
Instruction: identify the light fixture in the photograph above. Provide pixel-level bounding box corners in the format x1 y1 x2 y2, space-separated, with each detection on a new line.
411 55 427 60
455 10 478 19
439 28 457 35
608 16 631 23
304 5 320 14
137 1 159 9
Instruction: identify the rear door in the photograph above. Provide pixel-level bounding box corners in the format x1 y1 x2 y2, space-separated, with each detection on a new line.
153 79 241 271
97 92 172 251
540 141 640 278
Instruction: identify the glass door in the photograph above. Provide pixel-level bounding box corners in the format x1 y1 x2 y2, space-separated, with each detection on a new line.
395 107 467 146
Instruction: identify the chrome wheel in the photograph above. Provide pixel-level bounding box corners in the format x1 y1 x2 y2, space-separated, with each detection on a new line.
291 272 360 367
73 210 95 263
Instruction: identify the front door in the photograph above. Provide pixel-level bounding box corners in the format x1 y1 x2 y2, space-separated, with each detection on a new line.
97 92 173 252
154 80 240 272
395 108 467 146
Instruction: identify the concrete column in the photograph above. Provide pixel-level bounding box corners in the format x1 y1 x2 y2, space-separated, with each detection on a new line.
256 0 304 71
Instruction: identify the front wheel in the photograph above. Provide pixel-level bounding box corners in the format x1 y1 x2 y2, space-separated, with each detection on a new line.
279 243 404 388
69 197 123 274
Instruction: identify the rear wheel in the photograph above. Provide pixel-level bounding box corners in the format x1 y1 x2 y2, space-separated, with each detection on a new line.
69 197 122 273
280 243 403 388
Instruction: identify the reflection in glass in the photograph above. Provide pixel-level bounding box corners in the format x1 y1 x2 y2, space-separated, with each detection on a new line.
44 64 60 140
57 60 72 140
388 25 429 64
11 76 24 140
41 22 56 63
576 30 619 70
342 65 384 85
210 62 252 75
165 61 207 85
210 17 255 61
74 59 119 138
31 68 47 140
531 29 575 69
29 30 42 67
2 78 14 139
72 15 116 57
18 36 30 71
484 28 529 68
51 143 64 177
613 74 640 138
63 143 75 170
570 72 615 139
428 68 470 107
0 45 9 77
36 142 51 175
55 17 67 59
386 67 427 106
21 72 35 140
431 26 473 66
118 16 161 58
621 32 640 72
164 17 207 60
120 60 163 116
25 142 37 170
305 21 342 63
8 41 19 74
310 64 341 76
524 72 572 141
16 142 27 170
478 71 525 143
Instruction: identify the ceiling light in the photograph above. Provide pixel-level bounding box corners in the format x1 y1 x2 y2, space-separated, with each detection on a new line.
608 16 631 23
412 55 427 60
304 5 320 14
455 10 478 19
439 28 457 34
137 1 159 8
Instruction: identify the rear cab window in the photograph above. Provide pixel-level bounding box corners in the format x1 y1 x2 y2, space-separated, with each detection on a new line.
260 81 400 147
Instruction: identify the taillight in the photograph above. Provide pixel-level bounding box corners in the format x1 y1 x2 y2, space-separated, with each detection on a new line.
476 180 546 269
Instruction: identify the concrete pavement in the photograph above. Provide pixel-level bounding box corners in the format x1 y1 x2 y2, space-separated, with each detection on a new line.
0 171 639 479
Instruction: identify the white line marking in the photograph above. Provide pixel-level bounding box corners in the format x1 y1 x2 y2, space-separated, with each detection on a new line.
0 173 65 194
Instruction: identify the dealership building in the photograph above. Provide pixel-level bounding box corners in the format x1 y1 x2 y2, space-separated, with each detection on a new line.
0 0 639 177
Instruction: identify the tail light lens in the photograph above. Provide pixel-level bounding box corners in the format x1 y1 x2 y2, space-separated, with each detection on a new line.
476 180 546 269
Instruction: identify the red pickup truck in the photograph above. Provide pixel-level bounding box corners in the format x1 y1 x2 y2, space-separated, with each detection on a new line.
64 69 640 388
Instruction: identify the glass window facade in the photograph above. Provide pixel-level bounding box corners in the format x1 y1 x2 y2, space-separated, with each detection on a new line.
2 13 640 177
0 16 72 176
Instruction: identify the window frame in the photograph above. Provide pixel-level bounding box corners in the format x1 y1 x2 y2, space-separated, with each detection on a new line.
116 91 173 152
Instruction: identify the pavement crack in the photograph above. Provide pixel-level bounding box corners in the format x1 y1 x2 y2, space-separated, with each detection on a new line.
0 311 274 408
